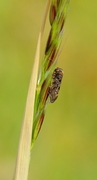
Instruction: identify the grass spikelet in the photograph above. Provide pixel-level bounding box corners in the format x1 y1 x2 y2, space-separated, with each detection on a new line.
32 0 70 144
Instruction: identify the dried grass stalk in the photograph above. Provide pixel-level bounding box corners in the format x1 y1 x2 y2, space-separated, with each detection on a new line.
13 1 50 180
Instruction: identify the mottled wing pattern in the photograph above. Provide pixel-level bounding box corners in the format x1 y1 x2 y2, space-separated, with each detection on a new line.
49 67 64 103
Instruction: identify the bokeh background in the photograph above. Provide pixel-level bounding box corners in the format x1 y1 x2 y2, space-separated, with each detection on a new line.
0 0 97 179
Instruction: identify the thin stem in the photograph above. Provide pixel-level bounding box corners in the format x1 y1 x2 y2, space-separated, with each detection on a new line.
13 1 50 180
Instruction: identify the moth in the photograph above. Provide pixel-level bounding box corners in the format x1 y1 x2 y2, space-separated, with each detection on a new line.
49 67 64 103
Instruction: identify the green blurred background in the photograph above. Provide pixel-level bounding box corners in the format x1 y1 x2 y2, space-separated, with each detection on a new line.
0 0 97 179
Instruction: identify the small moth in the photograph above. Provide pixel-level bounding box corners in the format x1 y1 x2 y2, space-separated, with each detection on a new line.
49 67 64 103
